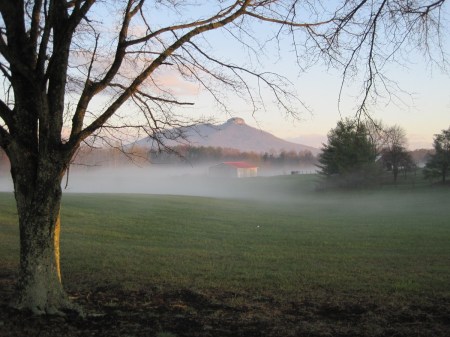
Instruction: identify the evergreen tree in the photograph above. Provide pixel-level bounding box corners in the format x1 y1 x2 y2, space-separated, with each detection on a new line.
424 127 450 183
318 119 378 187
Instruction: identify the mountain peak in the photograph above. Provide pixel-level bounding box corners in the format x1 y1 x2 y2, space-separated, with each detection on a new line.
134 117 319 155
225 117 245 125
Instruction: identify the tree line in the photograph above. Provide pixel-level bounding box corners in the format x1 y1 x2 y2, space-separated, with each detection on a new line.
317 119 450 188
1 144 314 170
0 135 439 176
149 145 317 167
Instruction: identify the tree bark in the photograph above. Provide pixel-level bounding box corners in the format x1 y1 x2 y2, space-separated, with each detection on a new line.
393 166 398 184
9 152 76 315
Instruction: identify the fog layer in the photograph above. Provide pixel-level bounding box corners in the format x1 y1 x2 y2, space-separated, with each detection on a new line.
0 163 318 200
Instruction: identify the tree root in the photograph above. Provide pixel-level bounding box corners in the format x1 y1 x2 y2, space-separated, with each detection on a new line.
10 294 85 318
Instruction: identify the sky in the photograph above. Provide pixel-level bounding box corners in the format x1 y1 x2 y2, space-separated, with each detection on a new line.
241 60 450 149
146 1 450 150
193 48 450 150
3 1 447 151
188 63 450 149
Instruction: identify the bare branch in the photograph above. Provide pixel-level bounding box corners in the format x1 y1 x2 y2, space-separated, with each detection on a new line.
0 28 34 80
0 98 13 126
70 31 100 138
124 1 243 48
0 123 11 150
70 0 142 139
29 0 43 56
185 40 305 116
70 0 253 147
36 0 53 75
0 62 12 81
110 82 195 106
243 9 333 28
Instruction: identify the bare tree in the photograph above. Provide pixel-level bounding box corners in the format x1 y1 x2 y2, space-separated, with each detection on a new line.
0 0 447 314
381 125 413 183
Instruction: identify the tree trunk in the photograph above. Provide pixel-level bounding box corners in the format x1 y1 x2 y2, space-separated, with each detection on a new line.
443 163 447 183
9 159 77 315
393 166 398 184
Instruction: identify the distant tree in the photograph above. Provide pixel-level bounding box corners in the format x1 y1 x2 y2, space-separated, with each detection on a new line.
409 149 435 167
318 118 378 187
380 125 414 183
148 145 315 168
363 119 389 155
424 127 450 183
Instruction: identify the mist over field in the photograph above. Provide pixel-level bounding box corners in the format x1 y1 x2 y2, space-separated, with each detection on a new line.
65 165 223 196
0 161 317 198
54 164 315 199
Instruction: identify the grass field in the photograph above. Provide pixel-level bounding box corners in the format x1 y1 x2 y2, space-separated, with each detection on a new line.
1 174 449 302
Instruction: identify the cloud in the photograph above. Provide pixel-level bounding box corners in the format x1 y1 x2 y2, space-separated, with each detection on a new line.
149 68 201 97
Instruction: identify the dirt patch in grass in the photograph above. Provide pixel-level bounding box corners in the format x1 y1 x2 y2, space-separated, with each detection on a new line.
1 272 449 337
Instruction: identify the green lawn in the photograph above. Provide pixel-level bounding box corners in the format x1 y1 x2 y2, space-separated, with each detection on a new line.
1 175 449 301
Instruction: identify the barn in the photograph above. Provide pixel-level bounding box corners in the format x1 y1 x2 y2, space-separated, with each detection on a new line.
209 161 258 178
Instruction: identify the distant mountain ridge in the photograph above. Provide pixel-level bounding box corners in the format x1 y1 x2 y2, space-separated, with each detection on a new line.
134 117 319 155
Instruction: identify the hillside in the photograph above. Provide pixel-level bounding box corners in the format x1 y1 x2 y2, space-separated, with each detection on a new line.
133 117 319 155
